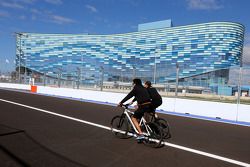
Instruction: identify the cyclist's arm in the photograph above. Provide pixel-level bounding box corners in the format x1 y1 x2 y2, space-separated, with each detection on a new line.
119 88 135 104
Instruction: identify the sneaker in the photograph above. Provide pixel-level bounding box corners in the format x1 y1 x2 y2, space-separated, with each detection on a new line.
136 134 145 140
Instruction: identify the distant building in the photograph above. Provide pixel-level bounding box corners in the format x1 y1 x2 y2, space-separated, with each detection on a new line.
16 20 244 86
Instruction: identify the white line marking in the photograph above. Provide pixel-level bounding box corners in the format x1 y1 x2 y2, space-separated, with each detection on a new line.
1 98 250 167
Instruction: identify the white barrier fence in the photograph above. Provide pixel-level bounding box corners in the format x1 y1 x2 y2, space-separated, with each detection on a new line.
1 83 250 124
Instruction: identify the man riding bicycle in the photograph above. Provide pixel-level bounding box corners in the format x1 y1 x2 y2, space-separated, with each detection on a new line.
118 78 151 140
144 81 162 115
131 81 162 119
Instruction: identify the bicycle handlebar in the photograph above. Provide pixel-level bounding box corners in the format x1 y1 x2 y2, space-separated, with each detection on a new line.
121 104 130 109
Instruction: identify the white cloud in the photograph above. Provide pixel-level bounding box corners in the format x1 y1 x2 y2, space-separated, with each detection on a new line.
0 1 25 9
243 44 250 64
85 4 98 13
45 0 63 5
18 0 37 4
30 8 42 14
245 33 250 44
19 15 26 20
49 14 76 24
187 0 223 10
31 14 37 20
6 59 9 64
29 8 76 24
0 10 9 17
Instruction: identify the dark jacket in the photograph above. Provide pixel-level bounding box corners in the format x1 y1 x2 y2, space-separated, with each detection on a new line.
120 85 151 105
146 87 162 107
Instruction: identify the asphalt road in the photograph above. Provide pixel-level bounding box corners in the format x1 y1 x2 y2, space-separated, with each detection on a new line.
0 88 250 167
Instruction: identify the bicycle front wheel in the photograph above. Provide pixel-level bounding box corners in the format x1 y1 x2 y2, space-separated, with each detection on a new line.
110 115 130 139
143 122 163 148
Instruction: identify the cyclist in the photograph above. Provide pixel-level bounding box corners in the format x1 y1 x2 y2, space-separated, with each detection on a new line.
131 81 162 117
144 81 162 116
118 78 151 140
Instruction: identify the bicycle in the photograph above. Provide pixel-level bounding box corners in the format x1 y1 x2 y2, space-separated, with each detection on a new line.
146 112 171 139
111 104 164 148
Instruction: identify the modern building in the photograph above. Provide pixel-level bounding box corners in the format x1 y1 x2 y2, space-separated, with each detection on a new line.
16 20 244 87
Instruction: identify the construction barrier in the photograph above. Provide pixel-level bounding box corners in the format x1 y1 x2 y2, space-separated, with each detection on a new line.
31 85 37 93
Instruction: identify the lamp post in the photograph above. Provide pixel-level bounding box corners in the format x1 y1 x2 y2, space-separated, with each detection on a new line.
56 67 62 88
43 72 46 86
153 55 157 84
175 62 179 97
16 33 22 83
236 67 242 122
76 67 80 89
100 66 104 91
80 51 86 86
153 47 158 84
15 32 28 84
132 65 136 79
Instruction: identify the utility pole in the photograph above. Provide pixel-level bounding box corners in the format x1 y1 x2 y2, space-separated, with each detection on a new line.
57 68 62 88
77 67 80 89
16 33 22 83
132 65 136 79
100 66 104 91
43 72 46 86
15 32 28 84
153 54 157 84
175 62 179 97
81 51 84 85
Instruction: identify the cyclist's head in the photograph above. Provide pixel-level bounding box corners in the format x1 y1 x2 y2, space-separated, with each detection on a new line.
133 78 142 86
144 81 152 88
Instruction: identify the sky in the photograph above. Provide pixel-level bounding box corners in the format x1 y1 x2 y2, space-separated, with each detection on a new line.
0 0 250 73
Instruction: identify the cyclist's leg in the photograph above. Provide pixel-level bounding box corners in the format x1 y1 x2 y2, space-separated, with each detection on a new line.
132 108 144 135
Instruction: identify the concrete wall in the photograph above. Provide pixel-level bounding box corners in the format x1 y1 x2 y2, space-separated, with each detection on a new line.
1 83 250 124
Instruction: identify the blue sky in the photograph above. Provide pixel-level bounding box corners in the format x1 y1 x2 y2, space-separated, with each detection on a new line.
0 0 250 73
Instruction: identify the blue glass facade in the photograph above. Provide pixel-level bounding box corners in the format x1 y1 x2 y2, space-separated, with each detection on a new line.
16 21 244 84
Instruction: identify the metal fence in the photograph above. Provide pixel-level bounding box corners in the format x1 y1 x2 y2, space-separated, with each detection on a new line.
1 66 250 105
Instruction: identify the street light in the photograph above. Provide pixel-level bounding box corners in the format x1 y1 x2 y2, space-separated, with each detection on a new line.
76 67 80 89
100 66 104 91
55 67 62 88
80 51 86 85
15 32 28 84
154 44 162 84
132 65 136 79
175 62 179 97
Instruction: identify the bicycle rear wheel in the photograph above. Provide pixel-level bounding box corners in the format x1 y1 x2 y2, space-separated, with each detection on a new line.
143 122 163 148
155 118 171 139
111 115 130 139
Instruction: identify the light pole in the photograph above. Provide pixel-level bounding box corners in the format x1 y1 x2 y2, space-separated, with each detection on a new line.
132 65 136 79
76 67 80 89
236 67 242 122
154 45 161 84
80 51 85 86
16 33 22 83
15 32 28 84
153 54 157 84
175 62 179 97
43 72 46 86
56 67 62 88
100 66 104 91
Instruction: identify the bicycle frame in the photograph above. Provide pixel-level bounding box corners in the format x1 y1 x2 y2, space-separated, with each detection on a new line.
122 106 152 136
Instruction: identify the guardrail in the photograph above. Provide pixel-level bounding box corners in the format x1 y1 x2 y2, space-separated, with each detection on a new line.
0 83 250 125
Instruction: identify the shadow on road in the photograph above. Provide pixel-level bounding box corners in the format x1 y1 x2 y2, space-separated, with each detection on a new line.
0 124 87 167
